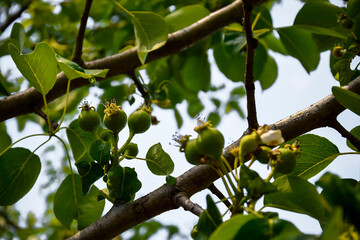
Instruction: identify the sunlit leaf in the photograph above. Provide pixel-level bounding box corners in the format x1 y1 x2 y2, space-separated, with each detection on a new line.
0 148 41 206
264 175 326 221
275 134 340 180
146 143 174 176
132 11 168 64
9 42 57 95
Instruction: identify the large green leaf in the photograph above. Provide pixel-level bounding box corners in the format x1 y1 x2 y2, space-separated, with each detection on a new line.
106 166 142 202
277 27 320 73
146 143 174 176
275 134 340 180
165 5 210 33
9 42 57 95
0 148 41 206
53 174 105 230
332 86 360 116
132 11 168 64
264 175 326 221
66 119 97 161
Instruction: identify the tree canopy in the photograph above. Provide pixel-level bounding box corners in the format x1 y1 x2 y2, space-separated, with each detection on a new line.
0 0 360 239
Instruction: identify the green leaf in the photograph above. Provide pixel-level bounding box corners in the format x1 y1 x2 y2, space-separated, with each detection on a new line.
0 148 41 206
261 32 288 55
209 214 255 240
258 54 278 90
53 174 105 230
347 0 360 18
56 54 108 81
346 126 360 151
0 122 12 152
275 134 340 180
264 175 326 221
146 143 174 176
10 23 25 53
90 139 111 166
165 5 210 33
210 215 302 240
131 11 168 64
320 208 345 240
80 162 104 195
332 86 360 116
197 195 223 239
213 43 246 82
277 27 320 73
316 172 360 228
106 166 142 202
66 119 97 161
294 1 345 33
181 52 211 92
9 42 57 95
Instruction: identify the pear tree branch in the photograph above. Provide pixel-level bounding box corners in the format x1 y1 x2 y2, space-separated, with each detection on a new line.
67 76 360 240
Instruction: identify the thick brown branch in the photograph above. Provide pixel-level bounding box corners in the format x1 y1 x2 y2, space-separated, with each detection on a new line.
243 0 259 130
72 0 93 65
67 76 360 240
0 0 244 123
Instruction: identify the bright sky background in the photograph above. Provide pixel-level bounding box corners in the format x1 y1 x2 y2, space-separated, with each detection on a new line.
3 0 360 239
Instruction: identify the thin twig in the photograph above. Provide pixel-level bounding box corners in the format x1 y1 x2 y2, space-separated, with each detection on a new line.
328 119 360 151
173 192 204 216
72 0 93 65
243 0 259 131
128 71 150 105
0 1 30 33
207 183 232 209
33 108 58 132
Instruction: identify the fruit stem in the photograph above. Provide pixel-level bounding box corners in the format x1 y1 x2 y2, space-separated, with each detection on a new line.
112 132 120 166
265 167 275 182
117 131 135 157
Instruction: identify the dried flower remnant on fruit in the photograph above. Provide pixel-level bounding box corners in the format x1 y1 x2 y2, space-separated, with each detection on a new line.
260 129 284 146
173 133 191 152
